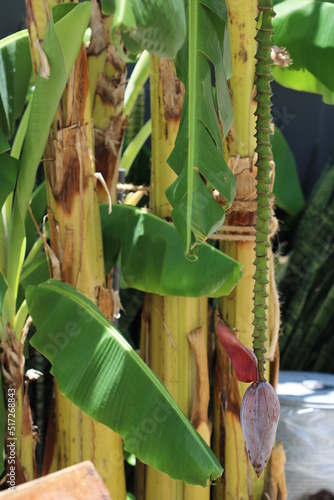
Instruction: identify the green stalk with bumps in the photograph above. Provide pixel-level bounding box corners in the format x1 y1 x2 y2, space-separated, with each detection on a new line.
252 0 275 380
216 0 285 496
238 2 281 481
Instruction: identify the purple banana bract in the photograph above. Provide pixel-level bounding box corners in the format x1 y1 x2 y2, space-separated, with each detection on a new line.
241 380 280 477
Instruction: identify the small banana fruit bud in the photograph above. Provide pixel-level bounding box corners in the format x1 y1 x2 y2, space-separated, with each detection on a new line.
240 380 280 477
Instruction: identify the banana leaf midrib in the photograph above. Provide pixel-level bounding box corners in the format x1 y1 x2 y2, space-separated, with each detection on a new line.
26 280 223 485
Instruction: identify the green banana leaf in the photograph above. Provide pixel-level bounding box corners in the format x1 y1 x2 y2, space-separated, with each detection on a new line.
6 2 92 308
0 272 7 310
101 204 242 297
0 154 19 209
273 0 334 104
271 126 305 215
0 128 9 154
101 0 186 59
166 0 236 258
26 280 223 486
0 30 32 140
20 254 50 290
18 203 242 298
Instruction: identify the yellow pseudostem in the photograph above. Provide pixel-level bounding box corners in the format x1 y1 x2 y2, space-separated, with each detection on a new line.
139 56 210 500
25 0 126 496
214 0 282 498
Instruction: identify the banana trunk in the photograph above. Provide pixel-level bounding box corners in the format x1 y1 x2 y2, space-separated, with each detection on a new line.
87 0 127 204
139 56 210 500
25 1 126 496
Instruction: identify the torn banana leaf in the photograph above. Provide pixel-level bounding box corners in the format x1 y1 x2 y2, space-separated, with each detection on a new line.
100 204 242 298
166 0 235 257
26 280 223 486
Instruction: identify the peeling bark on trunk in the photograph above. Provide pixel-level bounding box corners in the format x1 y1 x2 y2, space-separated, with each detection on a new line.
140 56 210 500
87 0 127 203
25 1 126 496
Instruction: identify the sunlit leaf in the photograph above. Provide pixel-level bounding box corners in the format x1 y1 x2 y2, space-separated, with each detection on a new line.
26 280 223 486
0 30 32 139
272 67 334 105
101 0 186 58
101 204 242 297
273 0 334 103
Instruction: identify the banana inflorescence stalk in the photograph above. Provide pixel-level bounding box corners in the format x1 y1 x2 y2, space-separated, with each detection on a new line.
217 0 262 496
217 0 282 488
238 0 281 480
252 0 275 381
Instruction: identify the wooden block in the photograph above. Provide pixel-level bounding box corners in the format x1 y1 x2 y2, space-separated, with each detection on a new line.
0 461 111 499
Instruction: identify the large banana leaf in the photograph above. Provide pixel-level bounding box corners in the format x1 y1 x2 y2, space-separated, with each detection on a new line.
101 204 242 297
5 2 92 312
0 30 32 140
101 0 186 59
26 280 223 486
166 0 236 258
18 203 242 297
272 0 334 104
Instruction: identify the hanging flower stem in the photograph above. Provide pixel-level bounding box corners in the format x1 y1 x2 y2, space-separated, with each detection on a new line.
252 0 275 381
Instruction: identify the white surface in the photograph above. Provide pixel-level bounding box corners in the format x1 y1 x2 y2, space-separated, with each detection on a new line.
277 372 334 499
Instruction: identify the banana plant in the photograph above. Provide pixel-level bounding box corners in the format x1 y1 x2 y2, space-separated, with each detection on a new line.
25 279 224 486
2 0 330 496
272 0 334 104
167 1 235 258
139 54 222 500
0 4 94 482
213 0 284 498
